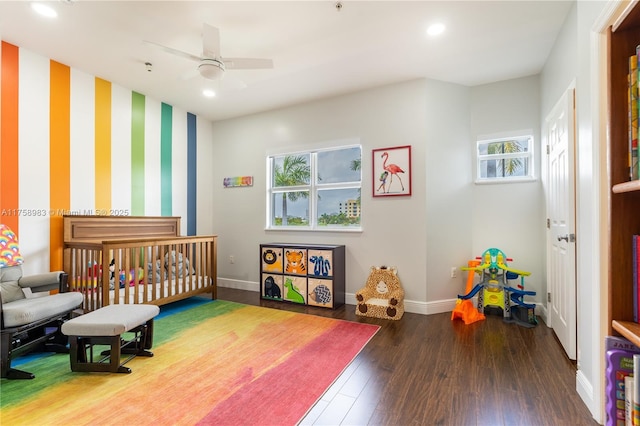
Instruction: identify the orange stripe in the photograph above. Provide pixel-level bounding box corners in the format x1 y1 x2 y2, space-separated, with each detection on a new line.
95 78 111 211
49 60 70 271
1 42 20 232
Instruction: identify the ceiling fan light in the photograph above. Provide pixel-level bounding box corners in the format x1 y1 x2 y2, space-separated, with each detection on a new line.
198 59 225 80
31 2 58 18
202 89 216 98
426 23 445 37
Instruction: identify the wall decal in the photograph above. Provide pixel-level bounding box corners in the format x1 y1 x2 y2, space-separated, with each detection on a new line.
223 176 253 188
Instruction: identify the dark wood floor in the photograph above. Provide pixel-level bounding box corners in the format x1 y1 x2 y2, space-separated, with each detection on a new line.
217 287 598 426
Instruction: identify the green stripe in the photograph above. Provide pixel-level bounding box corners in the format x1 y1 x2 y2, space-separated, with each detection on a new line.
154 300 244 346
131 92 145 215
187 113 197 235
161 103 172 216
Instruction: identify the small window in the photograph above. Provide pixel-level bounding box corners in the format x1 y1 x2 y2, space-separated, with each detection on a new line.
267 144 362 230
476 135 534 182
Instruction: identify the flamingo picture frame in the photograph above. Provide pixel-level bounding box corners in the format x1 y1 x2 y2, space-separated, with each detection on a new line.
372 145 412 197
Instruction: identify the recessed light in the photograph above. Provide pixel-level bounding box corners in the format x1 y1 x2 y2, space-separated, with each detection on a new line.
203 89 216 98
426 23 445 37
31 2 58 18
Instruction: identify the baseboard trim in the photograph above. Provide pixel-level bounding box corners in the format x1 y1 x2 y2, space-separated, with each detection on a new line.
218 280 545 318
576 368 598 424
536 303 549 326
218 278 259 292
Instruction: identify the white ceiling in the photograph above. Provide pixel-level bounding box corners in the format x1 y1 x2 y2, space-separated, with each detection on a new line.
0 1 574 122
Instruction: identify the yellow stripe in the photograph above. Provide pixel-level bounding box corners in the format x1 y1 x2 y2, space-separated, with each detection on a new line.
95 78 111 212
49 60 70 271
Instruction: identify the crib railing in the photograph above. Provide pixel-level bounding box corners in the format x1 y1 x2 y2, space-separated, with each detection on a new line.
64 235 217 311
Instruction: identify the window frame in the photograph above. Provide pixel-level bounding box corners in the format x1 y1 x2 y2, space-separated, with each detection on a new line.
266 143 362 232
475 134 535 184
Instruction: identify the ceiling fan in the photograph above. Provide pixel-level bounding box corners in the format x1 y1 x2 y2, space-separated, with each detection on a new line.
145 23 273 81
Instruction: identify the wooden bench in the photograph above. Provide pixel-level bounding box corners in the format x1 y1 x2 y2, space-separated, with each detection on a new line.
61 304 160 374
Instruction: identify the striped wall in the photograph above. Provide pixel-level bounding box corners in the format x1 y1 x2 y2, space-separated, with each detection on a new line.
0 41 205 274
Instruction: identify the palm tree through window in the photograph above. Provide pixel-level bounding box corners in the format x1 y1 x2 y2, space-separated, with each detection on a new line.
268 144 362 230
477 135 534 182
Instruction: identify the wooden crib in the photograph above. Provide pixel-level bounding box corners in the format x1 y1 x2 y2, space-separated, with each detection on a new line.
63 215 217 312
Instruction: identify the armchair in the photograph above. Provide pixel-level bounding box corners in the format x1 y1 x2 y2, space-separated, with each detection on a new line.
0 225 83 379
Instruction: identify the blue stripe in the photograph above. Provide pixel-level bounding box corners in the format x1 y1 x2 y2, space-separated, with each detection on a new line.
156 297 214 319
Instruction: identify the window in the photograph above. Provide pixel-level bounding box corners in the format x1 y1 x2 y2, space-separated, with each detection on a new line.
267 144 362 230
476 135 534 182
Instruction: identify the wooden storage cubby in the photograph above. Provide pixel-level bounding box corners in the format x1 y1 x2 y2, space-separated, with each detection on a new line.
259 243 345 309
608 3 640 346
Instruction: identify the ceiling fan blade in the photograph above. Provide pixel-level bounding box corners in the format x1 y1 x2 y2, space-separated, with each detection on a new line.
223 57 274 69
144 40 201 62
202 23 221 58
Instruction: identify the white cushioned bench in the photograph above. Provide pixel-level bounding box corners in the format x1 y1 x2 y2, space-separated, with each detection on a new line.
61 304 160 374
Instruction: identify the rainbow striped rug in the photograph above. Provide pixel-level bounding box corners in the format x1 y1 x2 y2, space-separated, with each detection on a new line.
0 299 379 425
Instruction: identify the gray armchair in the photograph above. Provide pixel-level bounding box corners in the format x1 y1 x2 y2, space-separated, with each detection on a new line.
1 264 83 379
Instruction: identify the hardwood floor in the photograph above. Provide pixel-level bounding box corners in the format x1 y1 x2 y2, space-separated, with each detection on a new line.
217 287 598 426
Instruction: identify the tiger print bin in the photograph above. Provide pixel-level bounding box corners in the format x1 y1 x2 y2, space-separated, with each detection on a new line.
355 266 404 320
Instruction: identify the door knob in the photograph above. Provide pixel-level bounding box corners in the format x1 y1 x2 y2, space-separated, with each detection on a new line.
557 235 569 242
557 233 575 242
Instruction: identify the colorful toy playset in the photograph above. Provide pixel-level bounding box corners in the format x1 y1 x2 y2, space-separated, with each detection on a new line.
452 248 538 327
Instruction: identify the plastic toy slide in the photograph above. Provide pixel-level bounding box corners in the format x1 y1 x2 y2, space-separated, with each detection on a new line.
451 260 485 324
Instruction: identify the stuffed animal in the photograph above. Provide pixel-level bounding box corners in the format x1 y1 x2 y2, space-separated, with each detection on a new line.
355 266 404 320
109 259 116 290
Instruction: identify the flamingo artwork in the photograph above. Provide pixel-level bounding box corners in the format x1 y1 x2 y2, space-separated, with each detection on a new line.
381 151 405 192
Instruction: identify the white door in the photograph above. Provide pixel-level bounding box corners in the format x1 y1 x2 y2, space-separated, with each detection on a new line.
546 87 577 360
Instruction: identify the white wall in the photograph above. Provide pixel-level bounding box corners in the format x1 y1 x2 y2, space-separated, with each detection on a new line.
541 3 578 116
540 1 608 421
211 79 432 311
210 76 544 315
539 1 577 320
469 75 545 306
424 79 473 305
197 119 215 235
